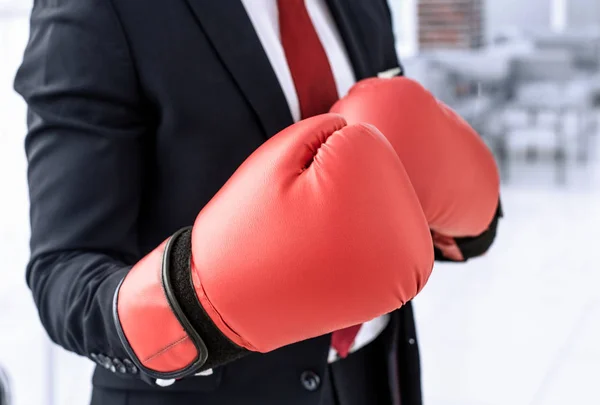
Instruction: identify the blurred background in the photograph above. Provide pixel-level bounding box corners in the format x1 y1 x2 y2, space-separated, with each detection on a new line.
1 0 599 404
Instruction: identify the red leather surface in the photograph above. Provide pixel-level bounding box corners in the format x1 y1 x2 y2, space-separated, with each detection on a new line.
117 239 198 373
331 77 500 237
190 114 434 352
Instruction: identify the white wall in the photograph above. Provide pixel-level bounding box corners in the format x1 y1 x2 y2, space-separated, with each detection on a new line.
486 0 600 40
389 0 419 59
486 0 552 39
568 0 600 28
389 0 600 55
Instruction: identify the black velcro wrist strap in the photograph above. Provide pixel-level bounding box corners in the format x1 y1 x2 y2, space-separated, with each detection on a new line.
165 228 250 372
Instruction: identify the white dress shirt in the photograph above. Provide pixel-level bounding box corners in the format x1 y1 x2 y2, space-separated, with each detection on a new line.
239 0 390 361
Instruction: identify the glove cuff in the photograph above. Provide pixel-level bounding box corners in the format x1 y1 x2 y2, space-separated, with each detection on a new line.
113 227 249 385
112 227 207 382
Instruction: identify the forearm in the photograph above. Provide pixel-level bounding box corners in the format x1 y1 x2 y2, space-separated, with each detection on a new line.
27 251 130 357
27 235 251 386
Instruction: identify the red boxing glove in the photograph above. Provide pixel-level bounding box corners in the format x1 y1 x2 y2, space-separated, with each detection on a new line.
114 114 434 381
331 77 500 237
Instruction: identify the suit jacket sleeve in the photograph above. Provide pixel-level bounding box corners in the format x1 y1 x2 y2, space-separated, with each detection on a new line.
13 0 145 361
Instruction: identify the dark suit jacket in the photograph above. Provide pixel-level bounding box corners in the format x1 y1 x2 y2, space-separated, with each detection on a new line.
14 0 500 404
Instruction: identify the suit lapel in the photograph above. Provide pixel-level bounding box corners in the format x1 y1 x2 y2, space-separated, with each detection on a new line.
184 0 293 137
325 0 373 80
184 0 376 137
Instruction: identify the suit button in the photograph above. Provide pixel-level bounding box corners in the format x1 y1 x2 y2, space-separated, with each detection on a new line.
122 359 138 375
300 371 321 392
90 353 99 363
112 358 126 374
97 354 112 369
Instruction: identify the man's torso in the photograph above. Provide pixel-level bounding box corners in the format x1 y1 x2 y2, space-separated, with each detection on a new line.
83 0 412 403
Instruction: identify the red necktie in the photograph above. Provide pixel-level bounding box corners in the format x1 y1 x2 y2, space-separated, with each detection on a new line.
278 0 361 358
278 0 339 119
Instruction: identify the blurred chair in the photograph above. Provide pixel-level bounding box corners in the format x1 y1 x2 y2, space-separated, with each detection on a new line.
533 30 600 108
406 45 598 186
533 31 600 72
491 49 598 184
